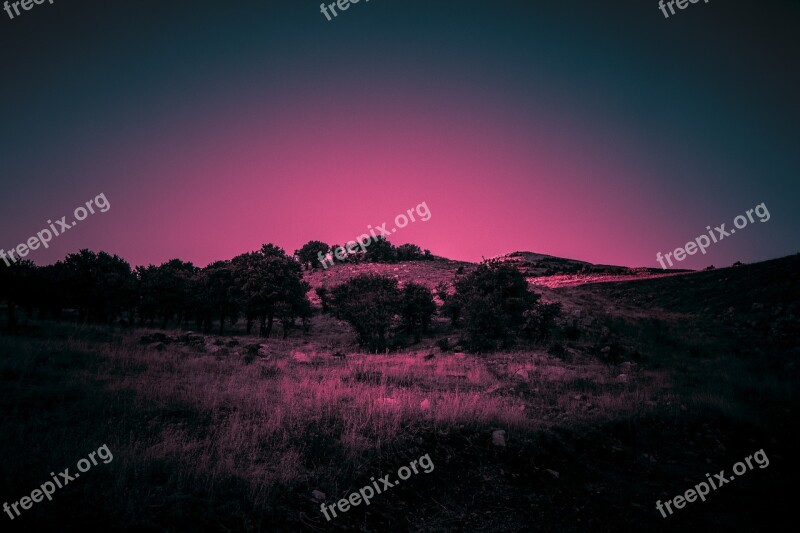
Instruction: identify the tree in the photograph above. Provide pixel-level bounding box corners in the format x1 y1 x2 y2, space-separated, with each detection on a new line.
231 244 310 337
194 260 238 334
316 286 331 313
60 250 137 323
0 259 36 329
401 282 436 338
364 236 396 262
295 241 330 270
135 259 197 328
450 262 545 351
396 243 424 261
330 274 402 351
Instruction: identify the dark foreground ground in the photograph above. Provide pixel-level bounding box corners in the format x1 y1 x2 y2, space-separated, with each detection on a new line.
1 255 798 532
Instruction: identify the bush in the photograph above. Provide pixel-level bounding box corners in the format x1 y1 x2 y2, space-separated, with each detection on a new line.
316 286 331 313
450 262 543 351
330 274 402 352
401 282 436 339
295 241 330 270
523 301 562 340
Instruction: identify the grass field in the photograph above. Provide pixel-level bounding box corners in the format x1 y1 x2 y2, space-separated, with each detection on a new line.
1 255 798 531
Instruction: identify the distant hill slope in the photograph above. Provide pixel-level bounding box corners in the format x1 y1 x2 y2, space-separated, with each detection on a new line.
491 251 681 277
581 253 800 315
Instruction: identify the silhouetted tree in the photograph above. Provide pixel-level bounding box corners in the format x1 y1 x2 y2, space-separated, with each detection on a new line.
364 236 395 262
135 259 197 328
0 259 36 329
316 286 331 312
295 240 330 270
232 244 310 337
330 274 402 351
450 262 544 351
60 250 137 323
396 244 424 261
194 260 238 334
401 282 436 338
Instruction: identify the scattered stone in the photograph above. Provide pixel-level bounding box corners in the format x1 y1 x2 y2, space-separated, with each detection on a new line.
312 490 326 501
485 384 501 395
454 352 466 359
291 351 311 363
375 397 399 409
244 343 261 355
514 369 529 380
492 429 507 447
546 469 560 479
332 352 346 359
420 399 431 411
616 374 629 384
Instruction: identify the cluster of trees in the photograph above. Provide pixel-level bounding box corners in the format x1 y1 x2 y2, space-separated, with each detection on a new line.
295 237 433 270
0 244 311 338
2 246 559 352
320 261 560 352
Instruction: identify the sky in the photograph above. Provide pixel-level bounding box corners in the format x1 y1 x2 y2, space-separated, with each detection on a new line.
1 0 798 270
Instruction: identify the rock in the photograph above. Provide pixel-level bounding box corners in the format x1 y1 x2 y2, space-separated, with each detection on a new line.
420 399 430 411
492 429 507 447
291 350 311 363
332 352 346 359
375 397 399 409
312 490 326 501
485 384 501 395
514 369 529 380
616 373 629 383
546 469 560 479
454 352 466 359
244 343 262 355
619 361 635 372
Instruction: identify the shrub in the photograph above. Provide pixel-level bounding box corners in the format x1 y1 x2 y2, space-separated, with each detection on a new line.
330 274 402 352
450 262 542 351
401 282 436 339
295 241 330 270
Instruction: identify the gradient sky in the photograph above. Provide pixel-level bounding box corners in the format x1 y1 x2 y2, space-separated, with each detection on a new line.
1 0 798 270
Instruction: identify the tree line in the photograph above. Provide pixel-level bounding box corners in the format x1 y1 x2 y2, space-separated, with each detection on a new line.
0 241 560 352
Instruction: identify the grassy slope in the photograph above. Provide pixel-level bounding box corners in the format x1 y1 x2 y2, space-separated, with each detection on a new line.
0 255 797 532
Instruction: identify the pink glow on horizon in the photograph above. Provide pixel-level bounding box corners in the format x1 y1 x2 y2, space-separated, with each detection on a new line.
22 82 672 269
